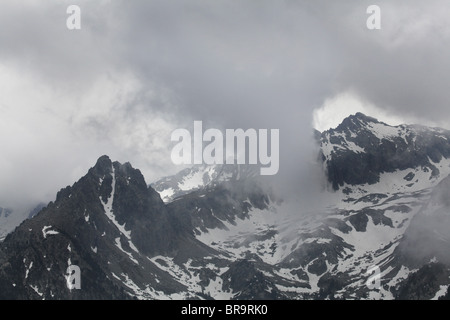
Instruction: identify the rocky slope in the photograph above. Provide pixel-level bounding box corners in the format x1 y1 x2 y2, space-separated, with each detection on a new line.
0 156 205 299
320 112 450 190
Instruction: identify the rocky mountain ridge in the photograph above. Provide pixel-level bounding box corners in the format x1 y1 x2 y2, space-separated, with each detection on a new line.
1 113 450 299
320 112 450 190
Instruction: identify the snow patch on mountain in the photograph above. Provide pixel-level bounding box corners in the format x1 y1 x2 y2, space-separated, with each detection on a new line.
100 166 131 238
114 237 139 265
432 285 449 300
152 164 258 203
42 226 59 239
99 165 139 256
366 122 404 140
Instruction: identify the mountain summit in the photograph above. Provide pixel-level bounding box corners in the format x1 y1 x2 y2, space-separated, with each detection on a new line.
0 156 199 299
335 112 381 132
320 113 450 190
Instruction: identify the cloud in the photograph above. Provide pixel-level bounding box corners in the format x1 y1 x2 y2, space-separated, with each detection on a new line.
0 0 449 212
312 91 438 131
325 0 450 126
0 62 180 211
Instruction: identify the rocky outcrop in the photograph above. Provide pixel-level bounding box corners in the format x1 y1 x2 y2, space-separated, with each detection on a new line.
320 113 450 190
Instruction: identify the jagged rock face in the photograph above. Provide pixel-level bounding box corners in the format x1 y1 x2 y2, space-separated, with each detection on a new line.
320 112 450 190
221 259 281 300
0 156 188 299
167 179 273 235
396 263 450 300
51 155 178 256
0 155 275 300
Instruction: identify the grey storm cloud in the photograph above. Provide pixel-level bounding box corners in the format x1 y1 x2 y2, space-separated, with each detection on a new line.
0 0 449 211
330 1 450 124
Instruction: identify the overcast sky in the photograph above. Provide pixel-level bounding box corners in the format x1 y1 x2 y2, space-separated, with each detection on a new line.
1 0 450 211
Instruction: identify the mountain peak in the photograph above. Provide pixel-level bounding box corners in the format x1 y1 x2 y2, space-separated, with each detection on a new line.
320 112 450 190
97 154 111 163
335 112 380 132
91 155 113 175
0 155 191 299
353 112 378 122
